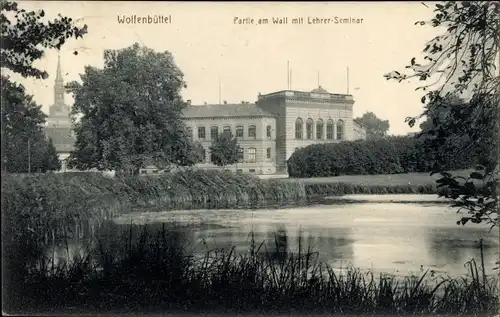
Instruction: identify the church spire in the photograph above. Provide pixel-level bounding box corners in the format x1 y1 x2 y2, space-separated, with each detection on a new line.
54 51 65 105
56 52 63 81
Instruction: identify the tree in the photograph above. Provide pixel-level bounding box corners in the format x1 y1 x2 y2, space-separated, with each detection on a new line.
43 137 61 171
1 0 88 79
209 131 242 167
66 43 197 174
354 112 390 140
385 1 499 228
419 94 463 132
1 75 49 172
419 93 497 171
1 1 87 173
185 141 206 165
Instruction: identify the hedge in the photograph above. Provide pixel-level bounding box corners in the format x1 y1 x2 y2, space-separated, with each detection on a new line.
287 136 483 178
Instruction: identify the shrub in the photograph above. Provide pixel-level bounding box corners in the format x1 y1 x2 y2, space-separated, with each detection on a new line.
287 136 484 178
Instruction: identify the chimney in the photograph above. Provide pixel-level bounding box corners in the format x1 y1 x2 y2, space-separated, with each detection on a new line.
223 100 227 104
186 100 192 105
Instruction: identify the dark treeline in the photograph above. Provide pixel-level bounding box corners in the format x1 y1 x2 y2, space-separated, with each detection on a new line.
287 134 494 178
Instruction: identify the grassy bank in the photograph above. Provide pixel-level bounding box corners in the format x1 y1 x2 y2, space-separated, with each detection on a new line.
2 169 445 244
3 225 498 315
284 169 473 186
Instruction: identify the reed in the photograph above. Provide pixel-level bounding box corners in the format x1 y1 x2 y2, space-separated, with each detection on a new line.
3 170 443 244
3 225 498 315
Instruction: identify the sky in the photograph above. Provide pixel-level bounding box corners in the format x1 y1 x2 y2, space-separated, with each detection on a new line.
8 1 445 135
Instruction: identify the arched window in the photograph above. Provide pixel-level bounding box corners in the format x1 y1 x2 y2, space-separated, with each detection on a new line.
337 119 344 140
248 125 257 139
198 126 206 140
306 118 313 139
266 147 271 159
223 125 231 135
210 126 218 140
326 120 334 140
295 118 303 139
294 147 300 152
316 119 324 140
248 147 257 163
266 125 272 139
236 125 244 138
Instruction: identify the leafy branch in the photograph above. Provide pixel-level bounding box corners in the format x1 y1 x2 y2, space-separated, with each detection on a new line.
0 0 88 79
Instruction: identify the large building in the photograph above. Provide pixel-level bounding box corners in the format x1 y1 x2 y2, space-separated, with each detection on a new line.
44 58 366 175
182 86 366 175
44 55 75 171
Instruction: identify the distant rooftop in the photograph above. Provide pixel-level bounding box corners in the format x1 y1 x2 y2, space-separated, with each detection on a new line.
182 103 275 119
258 88 354 102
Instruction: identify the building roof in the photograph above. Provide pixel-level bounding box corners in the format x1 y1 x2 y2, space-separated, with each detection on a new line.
182 103 275 119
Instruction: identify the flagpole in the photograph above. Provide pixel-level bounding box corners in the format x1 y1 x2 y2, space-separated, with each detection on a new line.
287 61 290 89
218 77 221 104
347 67 350 94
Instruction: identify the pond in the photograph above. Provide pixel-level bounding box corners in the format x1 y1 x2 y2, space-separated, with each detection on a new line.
48 194 499 278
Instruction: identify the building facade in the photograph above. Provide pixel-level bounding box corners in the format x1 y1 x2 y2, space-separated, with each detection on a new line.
43 55 75 171
182 86 366 175
44 57 365 175
182 102 277 174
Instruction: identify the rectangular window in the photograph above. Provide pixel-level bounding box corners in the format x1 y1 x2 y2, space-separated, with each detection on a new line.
266 147 271 159
249 169 256 173
248 125 256 139
198 127 206 140
248 148 256 163
295 122 303 139
236 125 244 138
316 123 323 140
266 125 272 139
306 122 313 140
223 126 231 135
210 126 218 140
326 124 334 140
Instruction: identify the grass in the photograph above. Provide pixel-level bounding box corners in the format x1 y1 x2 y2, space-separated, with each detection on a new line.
3 169 449 245
3 225 498 315
283 169 473 187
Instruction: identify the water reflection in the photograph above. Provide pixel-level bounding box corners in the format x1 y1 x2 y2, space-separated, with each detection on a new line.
425 227 499 275
45 196 499 278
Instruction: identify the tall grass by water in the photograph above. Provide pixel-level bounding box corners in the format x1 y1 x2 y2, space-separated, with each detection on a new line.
2 169 440 242
3 225 498 315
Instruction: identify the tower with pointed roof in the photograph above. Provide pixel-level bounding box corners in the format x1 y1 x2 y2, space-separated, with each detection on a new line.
48 53 71 120
44 53 75 163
